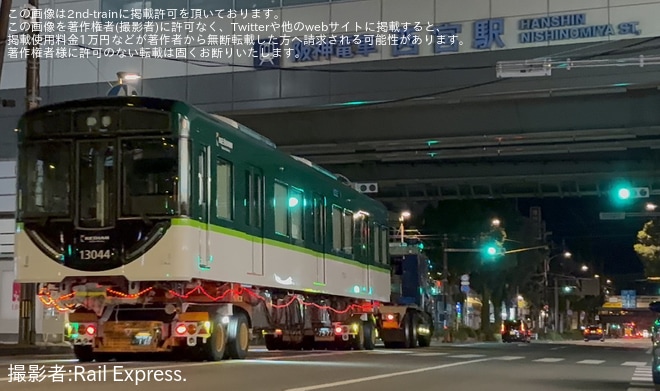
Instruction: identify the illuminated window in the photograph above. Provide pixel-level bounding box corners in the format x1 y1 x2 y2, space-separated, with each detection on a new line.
342 210 353 253
290 188 303 240
274 182 288 236
215 159 232 220
332 206 342 251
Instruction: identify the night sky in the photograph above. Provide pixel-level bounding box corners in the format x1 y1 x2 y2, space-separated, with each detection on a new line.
516 197 647 279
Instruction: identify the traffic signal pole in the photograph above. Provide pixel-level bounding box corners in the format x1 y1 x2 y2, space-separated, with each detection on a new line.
18 0 40 346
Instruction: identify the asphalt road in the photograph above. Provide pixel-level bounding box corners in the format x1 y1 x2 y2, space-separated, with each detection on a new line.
0 340 656 391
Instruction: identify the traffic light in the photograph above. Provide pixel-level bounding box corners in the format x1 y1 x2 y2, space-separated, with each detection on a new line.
481 241 503 261
611 181 649 205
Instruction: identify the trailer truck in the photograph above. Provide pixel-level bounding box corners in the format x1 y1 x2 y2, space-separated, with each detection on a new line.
15 96 434 362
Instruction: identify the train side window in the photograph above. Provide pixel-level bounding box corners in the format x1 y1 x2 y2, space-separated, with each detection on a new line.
373 225 381 264
380 225 388 265
245 171 252 226
331 205 342 251
343 210 353 254
274 182 289 236
253 173 263 228
215 159 233 220
312 195 322 244
290 188 303 240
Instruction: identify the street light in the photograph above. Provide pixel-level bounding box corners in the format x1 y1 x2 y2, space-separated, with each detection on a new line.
581 265 589 272
606 279 612 284
491 218 501 227
399 211 410 243
647 203 658 211
544 250 572 333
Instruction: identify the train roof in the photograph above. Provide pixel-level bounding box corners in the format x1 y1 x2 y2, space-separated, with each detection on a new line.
20 96 388 217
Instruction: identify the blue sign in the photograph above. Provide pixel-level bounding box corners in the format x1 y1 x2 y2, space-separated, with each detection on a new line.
253 38 281 69
288 34 378 63
517 13 641 44
472 18 506 49
460 285 470 294
621 290 636 309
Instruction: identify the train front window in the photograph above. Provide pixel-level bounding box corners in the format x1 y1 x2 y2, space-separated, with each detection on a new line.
77 140 116 228
121 138 178 216
20 142 71 217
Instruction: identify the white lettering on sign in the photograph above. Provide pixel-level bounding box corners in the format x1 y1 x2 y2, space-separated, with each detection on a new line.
80 249 111 260
80 235 110 243
215 132 234 152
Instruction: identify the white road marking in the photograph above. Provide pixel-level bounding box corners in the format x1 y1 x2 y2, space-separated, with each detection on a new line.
258 351 360 361
622 362 649 367
577 360 605 365
408 352 448 357
367 350 411 354
630 366 653 384
447 354 486 359
533 358 564 363
283 358 492 391
496 356 525 361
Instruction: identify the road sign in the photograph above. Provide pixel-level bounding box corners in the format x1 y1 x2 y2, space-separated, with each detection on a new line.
460 285 470 293
599 212 625 220
621 290 637 309
460 281 470 286
460 274 470 282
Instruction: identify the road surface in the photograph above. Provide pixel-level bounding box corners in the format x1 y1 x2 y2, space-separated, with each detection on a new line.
0 340 655 391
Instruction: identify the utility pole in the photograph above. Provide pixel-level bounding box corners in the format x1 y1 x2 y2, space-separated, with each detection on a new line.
18 0 39 346
0 0 12 83
442 234 450 342
553 277 559 332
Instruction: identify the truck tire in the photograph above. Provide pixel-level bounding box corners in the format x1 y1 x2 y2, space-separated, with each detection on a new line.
73 345 94 362
204 318 227 361
353 323 365 350
407 313 419 348
265 334 282 350
362 320 376 350
225 313 250 359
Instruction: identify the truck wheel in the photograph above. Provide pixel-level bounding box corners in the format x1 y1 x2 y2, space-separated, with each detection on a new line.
353 323 365 350
225 313 250 359
362 321 376 350
407 313 419 348
73 345 94 362
265 334 282 350
204 318 227 361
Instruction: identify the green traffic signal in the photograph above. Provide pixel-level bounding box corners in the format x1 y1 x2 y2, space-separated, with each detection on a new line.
617 187 631 200
486 246 497 256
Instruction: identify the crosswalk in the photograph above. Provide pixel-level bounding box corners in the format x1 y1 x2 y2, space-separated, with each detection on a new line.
628 366 654 390
364 349 651 367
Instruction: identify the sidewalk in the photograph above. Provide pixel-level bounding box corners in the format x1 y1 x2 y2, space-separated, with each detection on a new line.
0 342 72 356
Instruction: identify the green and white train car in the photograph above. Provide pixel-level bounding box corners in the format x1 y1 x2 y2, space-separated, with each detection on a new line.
14 97 430 362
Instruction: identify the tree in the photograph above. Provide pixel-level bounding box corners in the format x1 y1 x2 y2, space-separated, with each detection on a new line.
634 218 660 278
418 200 534 338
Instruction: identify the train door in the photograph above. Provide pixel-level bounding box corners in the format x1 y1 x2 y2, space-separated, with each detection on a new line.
313 193 326 284
246 166 264 275
197 144 211 269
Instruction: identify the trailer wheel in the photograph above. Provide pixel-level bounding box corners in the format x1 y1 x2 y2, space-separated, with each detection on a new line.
225 313 250 359
362 321 376 350
204 318 227 361
73 345 94 362
407 313 419 348
265 334 282 350
353 323 365 350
